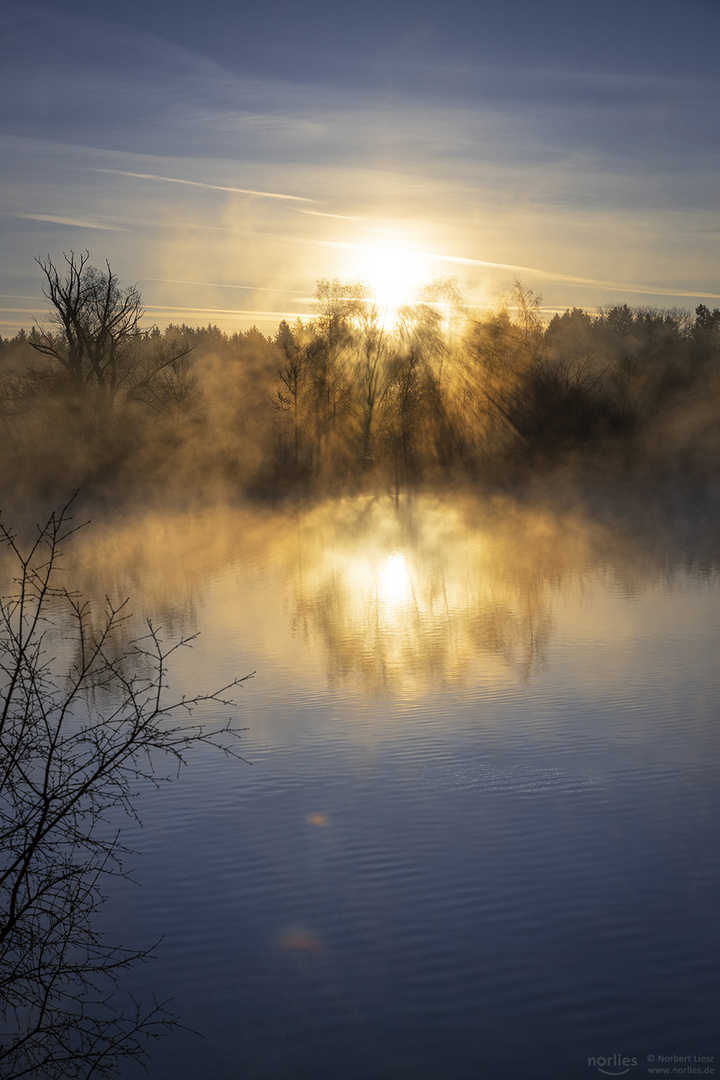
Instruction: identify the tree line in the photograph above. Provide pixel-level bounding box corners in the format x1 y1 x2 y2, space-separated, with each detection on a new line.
1 252 719 504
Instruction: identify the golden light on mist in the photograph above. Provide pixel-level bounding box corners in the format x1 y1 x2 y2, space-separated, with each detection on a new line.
56 495 618 698
276 497 567 693
365 247 423 306
330 234 473 334
353 242 427 326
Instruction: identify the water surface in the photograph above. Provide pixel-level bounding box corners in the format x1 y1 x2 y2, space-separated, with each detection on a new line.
68 493 719 1080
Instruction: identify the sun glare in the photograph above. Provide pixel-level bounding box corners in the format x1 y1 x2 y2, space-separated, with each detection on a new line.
379 552 410 604
359 245 425 322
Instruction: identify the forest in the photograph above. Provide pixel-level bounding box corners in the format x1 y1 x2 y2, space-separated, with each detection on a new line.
1 252 719 508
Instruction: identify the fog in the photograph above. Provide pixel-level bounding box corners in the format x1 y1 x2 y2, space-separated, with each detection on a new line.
1 259 719 523
0 484 705 710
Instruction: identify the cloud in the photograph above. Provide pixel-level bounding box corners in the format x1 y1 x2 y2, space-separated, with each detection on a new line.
317 241 720 302
428 254 720 302
92 170 317 204
12 212 125 231
294 209 363 221
1 2 718 333
144 305 309 325
143 277 308 295
145 306 305 316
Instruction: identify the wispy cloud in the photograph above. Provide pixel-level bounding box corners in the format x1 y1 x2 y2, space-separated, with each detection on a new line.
1 2 718 334
92 169 317 203
144 305 309 324
318 241 720 302
143 277 308 295
13 212 125 231
428 252 720 300
145 305 307 315
294 208 363 221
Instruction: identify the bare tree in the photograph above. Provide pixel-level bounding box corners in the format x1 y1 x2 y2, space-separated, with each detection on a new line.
354 322 386 462
272 320 308 466
0 500 252 1078
29 253 191 429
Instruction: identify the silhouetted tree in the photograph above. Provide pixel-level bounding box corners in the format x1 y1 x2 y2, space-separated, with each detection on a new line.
380 344 427 492
273 320 308 466
545 307 596 365
29 253 191 430
0 501 251 1078
297 281 369 473
691 304 720 362
461 309 529 450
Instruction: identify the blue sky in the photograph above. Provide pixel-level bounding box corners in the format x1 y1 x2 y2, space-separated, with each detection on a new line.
1 0 718 334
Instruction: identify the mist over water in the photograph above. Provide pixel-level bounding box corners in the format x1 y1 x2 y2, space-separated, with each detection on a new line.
57 489 719 694
23 490 714 1080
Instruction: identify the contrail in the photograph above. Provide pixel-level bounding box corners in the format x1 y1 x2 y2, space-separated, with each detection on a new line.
142 277 308 295
432 253 720 301
92 169 317 203
13 212 125 231
294 208 363 221
318 241 720 301
144 305 309 318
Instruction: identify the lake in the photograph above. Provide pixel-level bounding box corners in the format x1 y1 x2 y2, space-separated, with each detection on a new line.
66 490 720 1079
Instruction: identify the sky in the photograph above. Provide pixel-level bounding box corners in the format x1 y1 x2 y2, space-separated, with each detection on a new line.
1 0 719 336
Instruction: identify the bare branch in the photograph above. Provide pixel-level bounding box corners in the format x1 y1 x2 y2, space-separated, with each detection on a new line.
29 254 195 429
0 504 252 1078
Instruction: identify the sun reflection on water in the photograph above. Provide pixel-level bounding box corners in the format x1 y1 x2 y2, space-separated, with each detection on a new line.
278 496 569 693
59 493 627 696
378 552 410 605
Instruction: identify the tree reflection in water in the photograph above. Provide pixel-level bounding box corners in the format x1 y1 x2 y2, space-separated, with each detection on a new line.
282 496 585 692
60 493 633 696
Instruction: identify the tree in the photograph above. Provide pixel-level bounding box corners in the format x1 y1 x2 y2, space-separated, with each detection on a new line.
29 253 191 429
461 308 527 450
692 304 720 362
381 343 424 492
354 321 387 462
312 278 369 350
297 282 365 473
272 320 308 467
0 500 251 1078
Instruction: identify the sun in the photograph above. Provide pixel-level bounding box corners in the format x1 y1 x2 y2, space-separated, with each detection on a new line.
357 244 425 321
